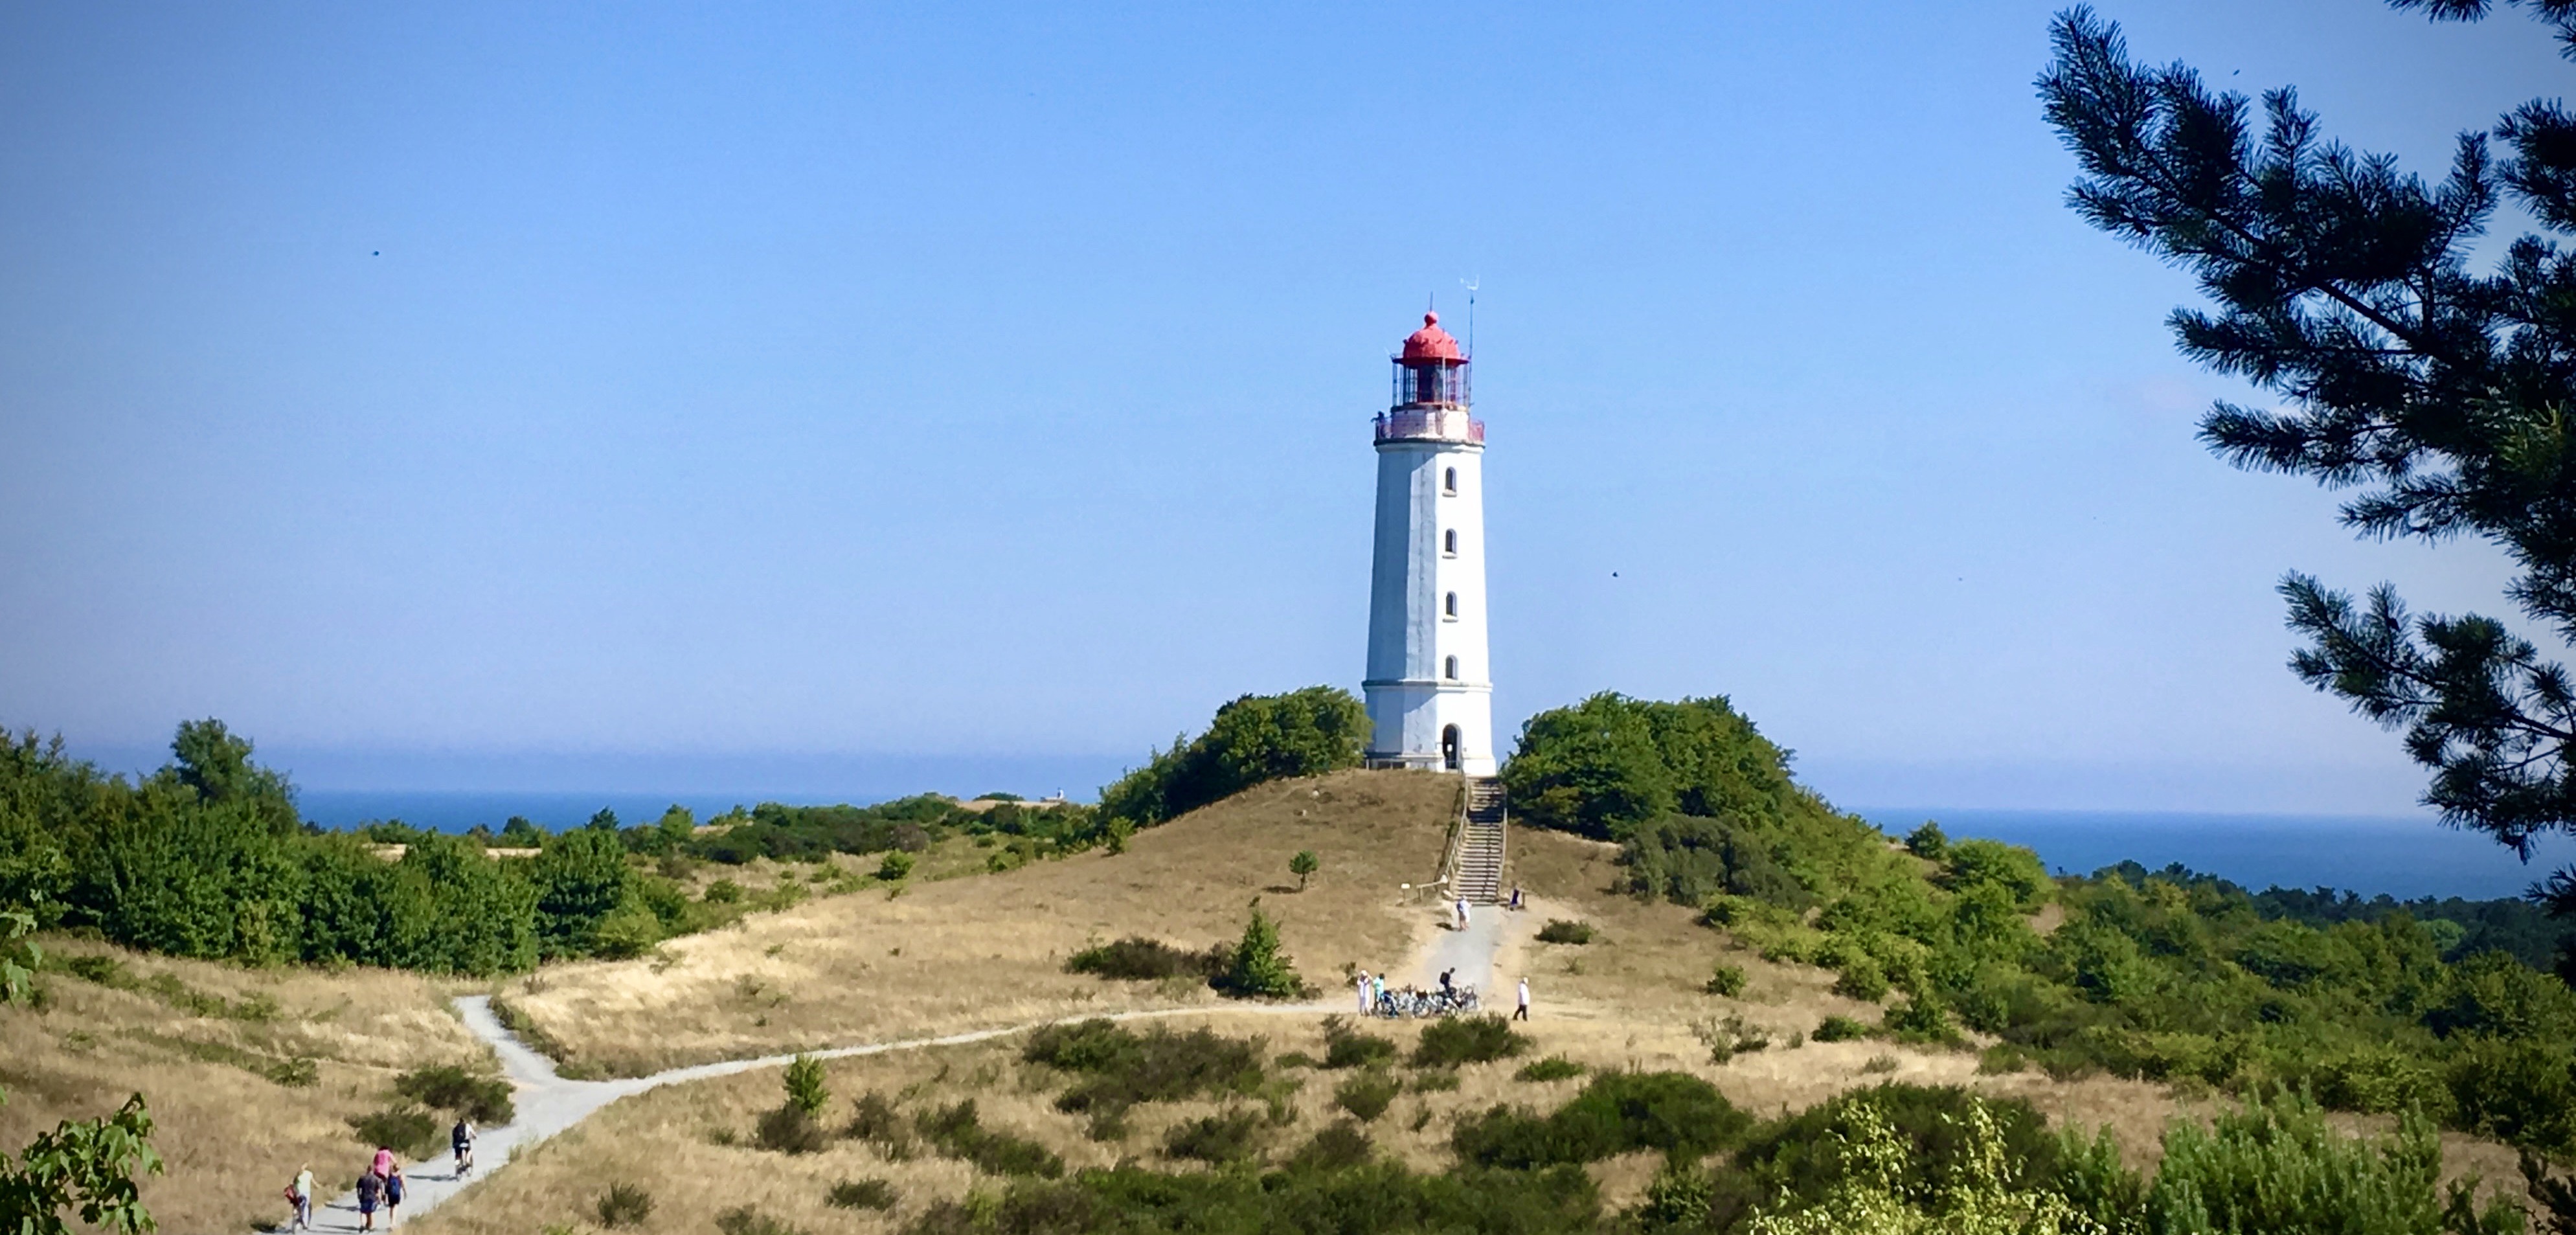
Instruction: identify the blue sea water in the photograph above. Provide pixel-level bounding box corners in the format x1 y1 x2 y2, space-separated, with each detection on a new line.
297 790 837 834
1856 808 2570 901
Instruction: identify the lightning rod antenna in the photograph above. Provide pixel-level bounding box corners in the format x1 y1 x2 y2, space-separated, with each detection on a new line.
1460 276 1479 361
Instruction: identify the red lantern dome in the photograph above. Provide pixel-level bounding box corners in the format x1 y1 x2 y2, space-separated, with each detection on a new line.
1384 310 1474 422
1400 312 1465 365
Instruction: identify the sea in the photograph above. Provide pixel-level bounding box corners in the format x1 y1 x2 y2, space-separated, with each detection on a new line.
1855 808 2569 902
294 789 2568 903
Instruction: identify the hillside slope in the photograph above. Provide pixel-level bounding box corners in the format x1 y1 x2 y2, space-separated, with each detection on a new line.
0 942 485 1234
502 769 1459 1076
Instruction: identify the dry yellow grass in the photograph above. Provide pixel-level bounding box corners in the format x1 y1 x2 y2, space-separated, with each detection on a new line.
0 940 485 1234
415 1005 2531 1234
504 769 1462 1076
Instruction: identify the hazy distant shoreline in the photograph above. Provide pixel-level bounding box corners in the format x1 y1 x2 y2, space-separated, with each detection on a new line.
292 789 2564 901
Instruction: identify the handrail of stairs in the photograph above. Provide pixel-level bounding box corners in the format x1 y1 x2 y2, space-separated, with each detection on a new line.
1432 772 1470 898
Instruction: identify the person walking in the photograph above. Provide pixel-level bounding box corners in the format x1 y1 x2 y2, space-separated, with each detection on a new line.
1453 897 1469 931
289 1164 314 1231
371 1144 395 1181
1514 976 1531 1021
355 1164 384 1232
451 1117 475 1176
383 1162 405 1228
1370 971 1386 1015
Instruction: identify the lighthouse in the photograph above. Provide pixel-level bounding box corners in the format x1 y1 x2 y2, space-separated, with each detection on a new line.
1364 312 1495 775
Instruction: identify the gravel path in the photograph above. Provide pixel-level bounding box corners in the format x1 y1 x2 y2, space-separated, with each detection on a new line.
293 910 1515 1232
291 996 1329 1232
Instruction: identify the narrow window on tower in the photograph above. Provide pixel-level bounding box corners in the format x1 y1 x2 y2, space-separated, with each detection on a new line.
1445 591 1459 619
1445 655 1460 681
1443 528 1458 556
1443 467 1458 495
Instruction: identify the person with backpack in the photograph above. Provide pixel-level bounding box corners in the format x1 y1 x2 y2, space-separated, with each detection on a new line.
354 1164 383 1232
383 1162 406 1227
451 1117 475 1176
286 1164 313 1231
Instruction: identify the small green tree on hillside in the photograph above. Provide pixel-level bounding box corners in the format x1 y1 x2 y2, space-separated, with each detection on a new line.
784 1055 830 1118
1289 850 1318 892
1215 900 1304 1000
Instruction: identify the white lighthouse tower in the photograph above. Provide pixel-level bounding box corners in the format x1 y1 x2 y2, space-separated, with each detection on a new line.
1364 312 1495 775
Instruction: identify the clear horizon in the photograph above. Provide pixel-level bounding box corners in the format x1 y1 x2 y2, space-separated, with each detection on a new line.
6 1 2566 820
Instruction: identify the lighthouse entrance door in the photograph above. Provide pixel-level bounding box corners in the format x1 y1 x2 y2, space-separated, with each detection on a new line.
1441 725 1462 771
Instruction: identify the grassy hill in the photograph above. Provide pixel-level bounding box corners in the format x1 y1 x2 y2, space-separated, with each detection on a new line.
0 940 485 1234
499 769 1460 1077
399 769 2542 1232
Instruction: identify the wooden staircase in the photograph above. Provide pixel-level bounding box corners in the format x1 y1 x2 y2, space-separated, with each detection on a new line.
1449 776 1508 905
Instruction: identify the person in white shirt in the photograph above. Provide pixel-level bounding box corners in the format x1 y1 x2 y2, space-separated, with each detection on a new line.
1515 977 1531 1021
1354 970 1372 1014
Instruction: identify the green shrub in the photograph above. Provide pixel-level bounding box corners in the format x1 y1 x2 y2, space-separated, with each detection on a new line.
1705 964 1747 996
1694 1012 1772 1063
905 1160 1601 1234
755 1104 828 1154
1212 900 1305 999
1333 1072 1401 1122
1832 957 1890 1002
1320 1015 1397 1069
1625 813 1818 910
784 1054 830 1116
346 1105 441 1157
1410 1069 1462 1093
1516 1057 1585 1082
1022 1020 1265 1113
703 879 743 903
63 955 127 986
1535 919 1594 944
915 1100 1063 1177
263 1056 319 1088
1096 686 1368 830
595 1183 653 1228
876 852 914 881
846 1091 914 1158
826 1178 897 1210
1904 821 1950 860
1452 1071 1748 1168
1733 1083 2057 1214
393 1064 514 1124
1289 850 1319 891
1064 937 1223 981
2142 1089 2524 1235
713 1206 801 1235
1164 1109 1265 1164
1412 1015 1530 1067
1814 1015 1869 1043
1286 1122 1373 1172
1883 997 1957 1043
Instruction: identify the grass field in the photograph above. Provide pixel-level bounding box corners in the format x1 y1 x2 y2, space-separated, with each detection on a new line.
501 769 1462 1077
0 940 486 1234
5 769 2536 1232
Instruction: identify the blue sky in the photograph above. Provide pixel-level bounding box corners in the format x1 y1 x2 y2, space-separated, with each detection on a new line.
1 1 2563 814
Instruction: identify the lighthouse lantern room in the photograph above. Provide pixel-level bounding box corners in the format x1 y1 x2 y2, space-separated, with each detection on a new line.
1364 312 1495 775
